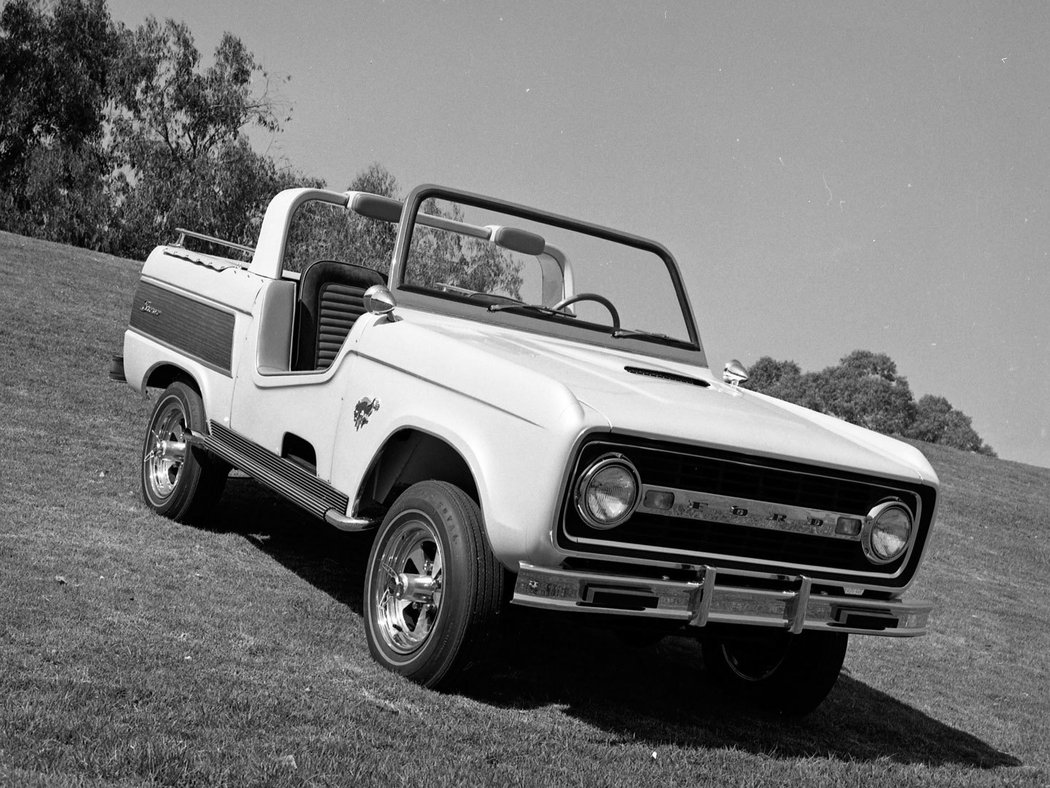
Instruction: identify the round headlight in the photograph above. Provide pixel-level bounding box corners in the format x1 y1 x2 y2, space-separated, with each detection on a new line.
575 454 640 529
864 501 914 564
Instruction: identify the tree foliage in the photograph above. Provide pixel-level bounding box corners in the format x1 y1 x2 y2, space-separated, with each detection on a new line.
801 350 917 436
743 351 995 455
745 357 804 403
283 163 399 273
405 198 523 299
113 137 307 259
105 16 298 258
14 142 114 248
109 19 280 166
908 394 992 454
0 3 523 298
283 165 523 297
0 0 117 238
0 0 114 177
0 0 308 256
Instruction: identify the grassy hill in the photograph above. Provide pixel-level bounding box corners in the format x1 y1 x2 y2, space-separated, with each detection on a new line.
1 230 1047 787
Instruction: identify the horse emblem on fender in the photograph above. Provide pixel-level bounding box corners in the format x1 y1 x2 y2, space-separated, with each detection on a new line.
354 397 380 430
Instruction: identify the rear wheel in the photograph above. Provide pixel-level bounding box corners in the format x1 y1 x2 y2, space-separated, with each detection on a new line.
701 630 848 715
364 480 504 687
141 382 227 523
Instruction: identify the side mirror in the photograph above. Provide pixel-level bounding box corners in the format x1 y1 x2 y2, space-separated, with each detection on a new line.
364 284 397 315
723 359 749 387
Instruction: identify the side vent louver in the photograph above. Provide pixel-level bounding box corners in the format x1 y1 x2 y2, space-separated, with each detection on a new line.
624 366 709 387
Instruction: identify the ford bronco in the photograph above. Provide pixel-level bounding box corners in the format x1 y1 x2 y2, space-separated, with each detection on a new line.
111 184 939 714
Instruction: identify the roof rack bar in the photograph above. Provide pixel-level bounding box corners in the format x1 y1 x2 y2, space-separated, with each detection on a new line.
174 227 255 255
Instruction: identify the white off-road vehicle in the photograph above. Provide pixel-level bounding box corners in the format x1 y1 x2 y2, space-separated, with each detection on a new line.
112 184 939 714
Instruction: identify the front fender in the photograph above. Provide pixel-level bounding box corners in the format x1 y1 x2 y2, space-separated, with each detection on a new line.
329 348 603 569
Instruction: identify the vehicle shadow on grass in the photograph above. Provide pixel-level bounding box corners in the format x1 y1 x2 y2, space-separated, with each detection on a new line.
213 478 1020 771
465 612 1021 770
211 475 372 608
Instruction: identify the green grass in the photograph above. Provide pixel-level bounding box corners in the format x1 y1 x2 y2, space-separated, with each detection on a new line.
1 229 1048 786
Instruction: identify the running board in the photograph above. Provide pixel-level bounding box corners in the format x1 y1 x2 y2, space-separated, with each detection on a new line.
194 421 375 532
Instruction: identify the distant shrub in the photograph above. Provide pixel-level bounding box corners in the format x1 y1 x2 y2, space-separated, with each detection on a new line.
744 351 995 456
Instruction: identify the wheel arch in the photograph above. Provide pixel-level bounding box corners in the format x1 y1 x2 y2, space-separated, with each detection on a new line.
144 362 201 395
356 428 480 516
142 362 229 425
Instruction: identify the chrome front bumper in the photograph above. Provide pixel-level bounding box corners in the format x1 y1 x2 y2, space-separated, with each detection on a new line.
512 563 932 637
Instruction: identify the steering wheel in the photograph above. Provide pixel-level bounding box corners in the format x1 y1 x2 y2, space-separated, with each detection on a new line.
552 293 620 330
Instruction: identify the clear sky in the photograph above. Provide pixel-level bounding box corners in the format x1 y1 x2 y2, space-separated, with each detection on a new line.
108 0 1050 469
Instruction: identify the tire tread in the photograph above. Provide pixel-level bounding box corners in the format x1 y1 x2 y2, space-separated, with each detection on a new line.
364 480 505 688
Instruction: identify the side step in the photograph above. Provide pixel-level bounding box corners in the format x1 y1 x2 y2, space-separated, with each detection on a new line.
195 421 375 532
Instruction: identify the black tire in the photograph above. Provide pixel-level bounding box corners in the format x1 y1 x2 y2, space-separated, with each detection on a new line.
363 480 504 688
701 630 848 716
140 381 228 523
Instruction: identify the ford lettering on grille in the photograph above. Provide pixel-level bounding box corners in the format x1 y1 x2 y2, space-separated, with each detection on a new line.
638 486 860 541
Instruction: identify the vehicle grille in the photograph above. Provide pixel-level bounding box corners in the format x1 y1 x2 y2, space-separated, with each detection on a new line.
558 437 936 588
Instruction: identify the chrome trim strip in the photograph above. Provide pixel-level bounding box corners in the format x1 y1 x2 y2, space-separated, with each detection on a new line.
175 227 256 255
512 562 932 637
563 530 895 583
636 484 864 541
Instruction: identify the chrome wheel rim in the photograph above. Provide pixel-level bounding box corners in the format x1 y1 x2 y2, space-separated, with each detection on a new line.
373 514 444 656
144 396 188 500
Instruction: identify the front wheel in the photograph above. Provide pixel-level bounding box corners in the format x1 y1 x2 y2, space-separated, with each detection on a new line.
701 630 848 715
363 481 504 688
141 382 227 523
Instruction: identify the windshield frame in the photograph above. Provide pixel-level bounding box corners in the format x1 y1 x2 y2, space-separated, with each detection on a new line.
390 184 706 366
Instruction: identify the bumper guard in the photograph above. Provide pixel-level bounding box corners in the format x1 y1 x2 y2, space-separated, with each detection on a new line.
512 562 931 637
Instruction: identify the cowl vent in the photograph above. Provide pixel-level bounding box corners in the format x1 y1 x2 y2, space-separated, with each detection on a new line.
625 366 709 387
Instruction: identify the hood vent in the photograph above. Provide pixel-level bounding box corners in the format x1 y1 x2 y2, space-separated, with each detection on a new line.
625 366 709 387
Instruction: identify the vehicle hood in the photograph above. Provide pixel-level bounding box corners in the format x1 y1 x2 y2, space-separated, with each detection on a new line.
372 313 939 485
